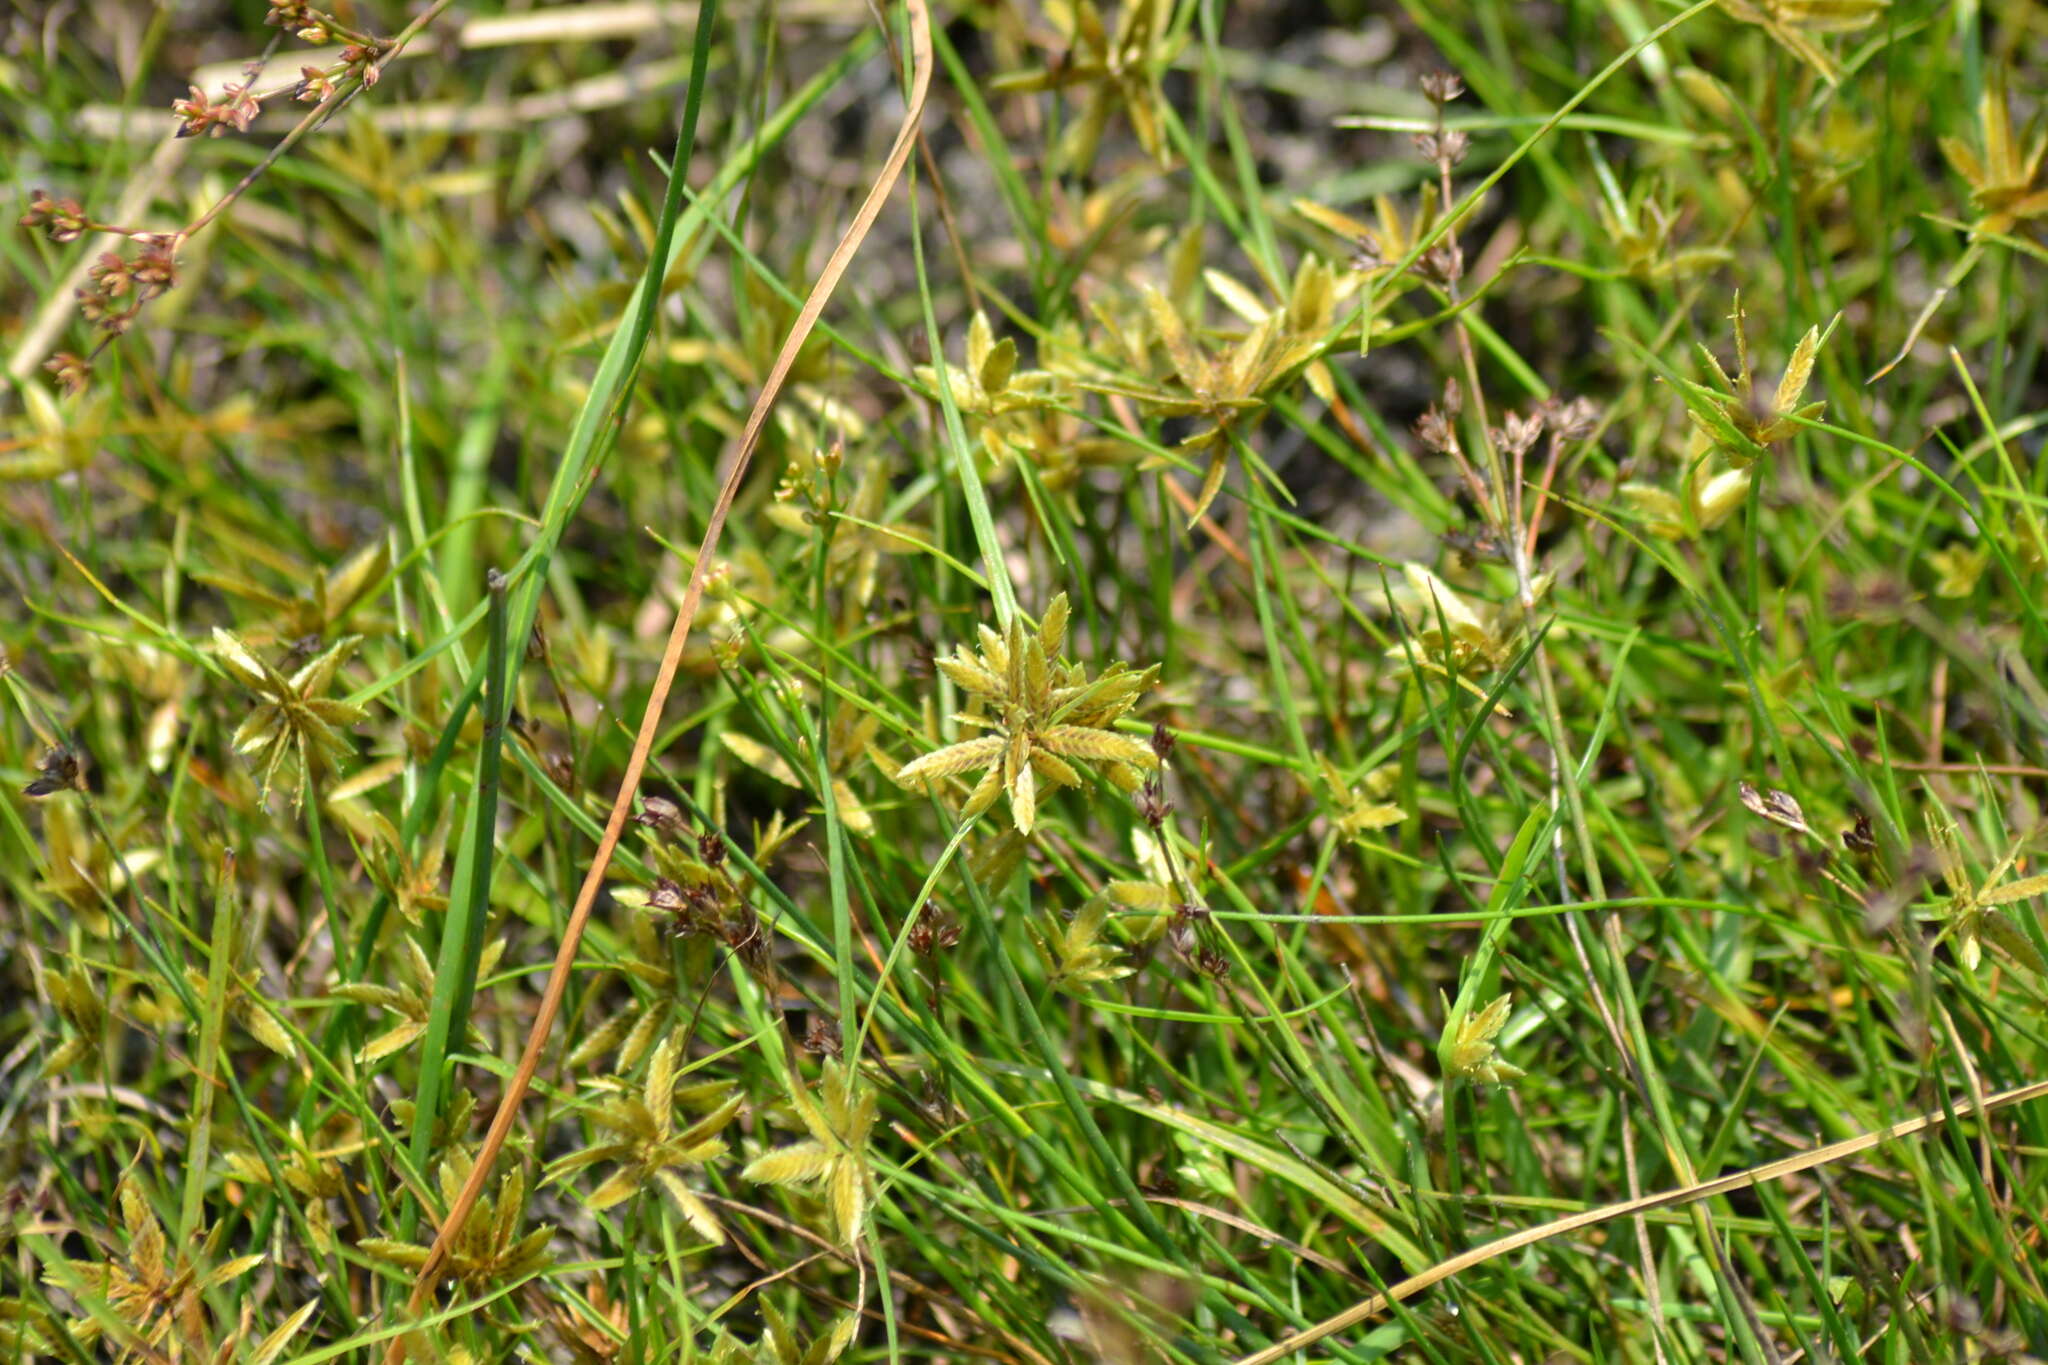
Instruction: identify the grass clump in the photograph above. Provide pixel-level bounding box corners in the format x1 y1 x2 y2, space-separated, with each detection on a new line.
5 0 2048 1361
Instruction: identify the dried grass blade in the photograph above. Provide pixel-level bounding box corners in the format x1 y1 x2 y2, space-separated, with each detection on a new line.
386 0 933 1352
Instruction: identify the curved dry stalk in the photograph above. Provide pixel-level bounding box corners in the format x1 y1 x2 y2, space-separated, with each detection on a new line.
383 1 933 1355
1233 1075 2048 1365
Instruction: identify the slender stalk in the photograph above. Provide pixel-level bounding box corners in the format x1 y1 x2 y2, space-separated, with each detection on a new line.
407 569 512 1183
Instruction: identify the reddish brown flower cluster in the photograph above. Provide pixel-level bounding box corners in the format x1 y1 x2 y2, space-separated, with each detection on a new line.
906 905 960 957
172 81 262 138
44 353 91 395
1134 723 1176 827
295 66 339 103
265 0 331 42
1161 899 1224 979
22 744 87 798
800 1016 843 1056
86 237 178 303
74 235 178 342
19 191 94 243
20 0 413 394
340 43 384 88
20 193 179 392
1414 379 1464 458
1420 70 1466 105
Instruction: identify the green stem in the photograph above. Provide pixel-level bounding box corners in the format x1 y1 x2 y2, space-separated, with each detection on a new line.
408 570 513 1184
